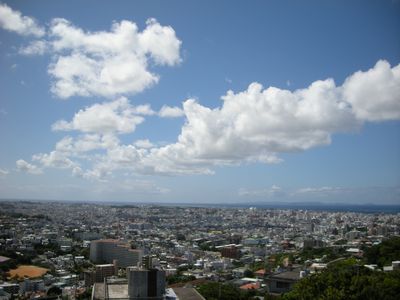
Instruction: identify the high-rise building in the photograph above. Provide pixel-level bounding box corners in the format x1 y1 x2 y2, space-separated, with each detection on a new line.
220 245 240 259
142 255 159 269
92 268 167 299
84 260 118 286
90 239 143 268
127 267 166 300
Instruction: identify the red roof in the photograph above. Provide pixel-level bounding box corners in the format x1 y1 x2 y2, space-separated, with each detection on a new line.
239 282 260 290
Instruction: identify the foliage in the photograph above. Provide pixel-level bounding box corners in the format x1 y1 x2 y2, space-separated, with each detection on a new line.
197 282 258 300
177 265 192 273
282 259 400 300
0 258 17 272
76 288 92 299
34 242 61 255
70 245 90 259
297 247 346 263
232 260 244 268
364 237 400 267
47 286 62 296
249 261 266 272
199 243 217 252
0 250 34 269
166 274 196 285
265 293 281 300
266 253 286 268
243 269 254 278
334 239 347 245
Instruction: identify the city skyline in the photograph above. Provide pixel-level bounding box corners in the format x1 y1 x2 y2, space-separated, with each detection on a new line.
0 0 399 203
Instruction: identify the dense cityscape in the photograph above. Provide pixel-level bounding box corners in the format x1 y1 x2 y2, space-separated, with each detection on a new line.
0 200 399 299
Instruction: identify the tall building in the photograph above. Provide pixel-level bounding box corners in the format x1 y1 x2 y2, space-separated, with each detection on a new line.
90 239 143 268
220 245 240 259
20 279 45 293
84 260 118 286
92 268 167 299
127 267 166 300
142 255 160 269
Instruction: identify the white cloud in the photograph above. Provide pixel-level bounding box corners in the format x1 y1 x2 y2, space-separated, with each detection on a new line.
239 185 284 198
141 60 400 174
16 159 42 174
32 151 78 169
237 185 400 203
135 104 156 116
139 18 182 66
52 97 146 134
0 3 45 37
134 139 154 149
19 40 48 55
46 18 181 99
78 143 214 177
0 168 9 176
343 60 400 122
55 134 119 154
158 105 185 118
293 186 343 196
157 80 356 167
98 178 170 194
22 60 400 178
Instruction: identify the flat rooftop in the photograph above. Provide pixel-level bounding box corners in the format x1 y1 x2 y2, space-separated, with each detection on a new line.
93 283 128 299
93 283 205 300
173 287 206 300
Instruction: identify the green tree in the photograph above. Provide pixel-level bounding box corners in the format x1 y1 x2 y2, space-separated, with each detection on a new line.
47 286 62 296
243 269 254 278
282 259 400 300
197 282 259 300
364 237 400 267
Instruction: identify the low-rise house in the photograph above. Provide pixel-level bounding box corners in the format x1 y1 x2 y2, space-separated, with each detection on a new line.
383 261 400 272
266 270 301 294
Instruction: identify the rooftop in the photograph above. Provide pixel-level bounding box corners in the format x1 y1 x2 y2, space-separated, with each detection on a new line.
93 283 128 299
173 287 206 300
268 270 301 282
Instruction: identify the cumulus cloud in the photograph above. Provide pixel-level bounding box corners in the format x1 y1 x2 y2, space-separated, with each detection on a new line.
51 98 147 134
32 151 78 169
139 18 182 66
168 81 355 163
21 60 400 178
343 60 400 121
55 134 120 154
140 60 399 174
2 13 181 99
134 139 154 149
16 159 42 174
0 3 45 37
19 40 48 55
46 18 181 99
158 105 185 118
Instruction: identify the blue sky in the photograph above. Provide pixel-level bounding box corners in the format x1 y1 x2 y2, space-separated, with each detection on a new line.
0 0 399 204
